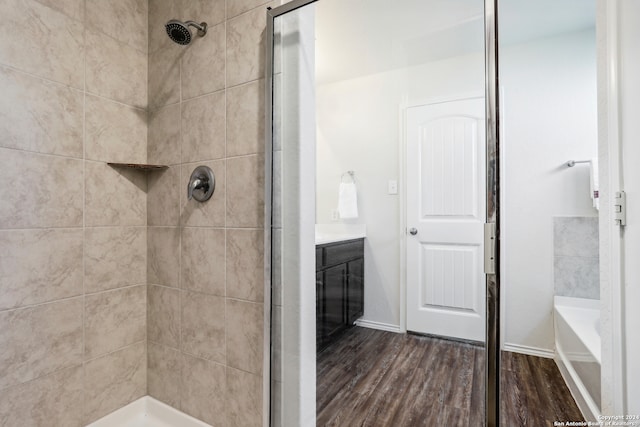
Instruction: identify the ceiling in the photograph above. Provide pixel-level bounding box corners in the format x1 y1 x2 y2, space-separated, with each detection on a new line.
315 0 595 85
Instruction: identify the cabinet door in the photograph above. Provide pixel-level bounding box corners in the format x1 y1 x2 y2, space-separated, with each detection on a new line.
347 258 364 324
316 272 324 350
322 264 346 342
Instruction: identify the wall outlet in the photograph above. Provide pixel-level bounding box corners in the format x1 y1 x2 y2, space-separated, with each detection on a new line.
331 209 340 221
388 180 398 195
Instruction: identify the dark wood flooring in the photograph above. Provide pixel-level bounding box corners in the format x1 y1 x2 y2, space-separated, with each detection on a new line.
317 327 584 426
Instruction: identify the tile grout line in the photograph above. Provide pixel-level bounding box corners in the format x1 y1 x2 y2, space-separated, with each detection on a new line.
223 4 230 393
178 4 184 410
82 0 88 421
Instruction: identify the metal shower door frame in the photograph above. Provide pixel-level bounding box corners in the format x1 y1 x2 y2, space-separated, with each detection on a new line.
263 0 501 425
484 1 500 426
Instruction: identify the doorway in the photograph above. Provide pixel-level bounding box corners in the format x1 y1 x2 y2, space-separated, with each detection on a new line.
405 97 487 342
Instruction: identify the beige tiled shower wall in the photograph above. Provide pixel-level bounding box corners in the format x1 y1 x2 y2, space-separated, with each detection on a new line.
0 0 275 425
0 0 148 425
146 0 273 426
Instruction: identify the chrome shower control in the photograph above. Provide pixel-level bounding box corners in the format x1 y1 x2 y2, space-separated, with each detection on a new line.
188 166 215 202
409 228 418 235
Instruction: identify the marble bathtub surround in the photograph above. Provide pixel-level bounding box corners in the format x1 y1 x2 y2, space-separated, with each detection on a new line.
553 216 600 299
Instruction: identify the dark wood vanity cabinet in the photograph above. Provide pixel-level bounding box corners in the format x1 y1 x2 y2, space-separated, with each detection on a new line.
316 238 364 351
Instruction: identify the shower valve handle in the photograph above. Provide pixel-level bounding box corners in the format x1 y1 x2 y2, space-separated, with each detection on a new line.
187 166 215 202
188 178 206 200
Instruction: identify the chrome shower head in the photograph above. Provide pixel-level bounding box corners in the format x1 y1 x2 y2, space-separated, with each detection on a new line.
165 19 207 45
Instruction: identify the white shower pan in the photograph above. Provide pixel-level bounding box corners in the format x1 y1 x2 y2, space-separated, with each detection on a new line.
87 396 212 427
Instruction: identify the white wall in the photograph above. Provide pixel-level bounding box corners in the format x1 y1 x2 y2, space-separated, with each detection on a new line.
316 52 484 327
500 29 598 352
316 29 597 353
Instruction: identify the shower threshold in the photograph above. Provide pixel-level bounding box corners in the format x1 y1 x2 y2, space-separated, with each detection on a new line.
87 396 212 427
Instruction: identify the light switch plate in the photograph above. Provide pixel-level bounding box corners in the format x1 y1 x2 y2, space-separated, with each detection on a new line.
388 180 398 195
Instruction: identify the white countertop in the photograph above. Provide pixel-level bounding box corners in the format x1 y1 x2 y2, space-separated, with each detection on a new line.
315 224 366 245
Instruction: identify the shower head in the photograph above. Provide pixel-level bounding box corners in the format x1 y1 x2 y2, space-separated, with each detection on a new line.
165 19 207 45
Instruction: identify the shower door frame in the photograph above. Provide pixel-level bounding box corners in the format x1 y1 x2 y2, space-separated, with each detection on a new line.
263 0 501 425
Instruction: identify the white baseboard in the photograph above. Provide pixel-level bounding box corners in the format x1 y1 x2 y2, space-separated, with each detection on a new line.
503 343 555 359
354 319 402 333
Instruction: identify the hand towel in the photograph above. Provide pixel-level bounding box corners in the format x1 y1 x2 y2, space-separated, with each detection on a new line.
338 182 358 219
590 157 599 210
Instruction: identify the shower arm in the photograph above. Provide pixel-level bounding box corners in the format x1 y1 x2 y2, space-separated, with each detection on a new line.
185 21 207 35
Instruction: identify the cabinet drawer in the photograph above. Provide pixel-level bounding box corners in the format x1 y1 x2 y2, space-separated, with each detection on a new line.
323 240 364 266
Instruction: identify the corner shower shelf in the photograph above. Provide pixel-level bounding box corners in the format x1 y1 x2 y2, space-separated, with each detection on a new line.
107 162 169 171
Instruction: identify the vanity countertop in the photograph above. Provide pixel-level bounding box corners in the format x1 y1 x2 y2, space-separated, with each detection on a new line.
315 224 366 245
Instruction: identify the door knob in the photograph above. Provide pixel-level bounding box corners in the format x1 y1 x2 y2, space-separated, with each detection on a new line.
409 228 418 235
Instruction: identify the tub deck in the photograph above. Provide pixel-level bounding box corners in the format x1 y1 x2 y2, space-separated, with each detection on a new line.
554 296 601 421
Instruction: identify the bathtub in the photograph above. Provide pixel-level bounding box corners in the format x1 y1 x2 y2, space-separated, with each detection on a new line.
554 296 601 421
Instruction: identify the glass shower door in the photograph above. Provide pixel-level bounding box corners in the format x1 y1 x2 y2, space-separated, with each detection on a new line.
267 0 495 425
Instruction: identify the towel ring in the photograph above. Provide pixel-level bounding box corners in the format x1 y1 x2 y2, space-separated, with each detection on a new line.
341 171 355 183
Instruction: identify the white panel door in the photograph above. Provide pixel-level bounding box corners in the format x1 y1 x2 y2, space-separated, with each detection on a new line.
406 97 486 342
